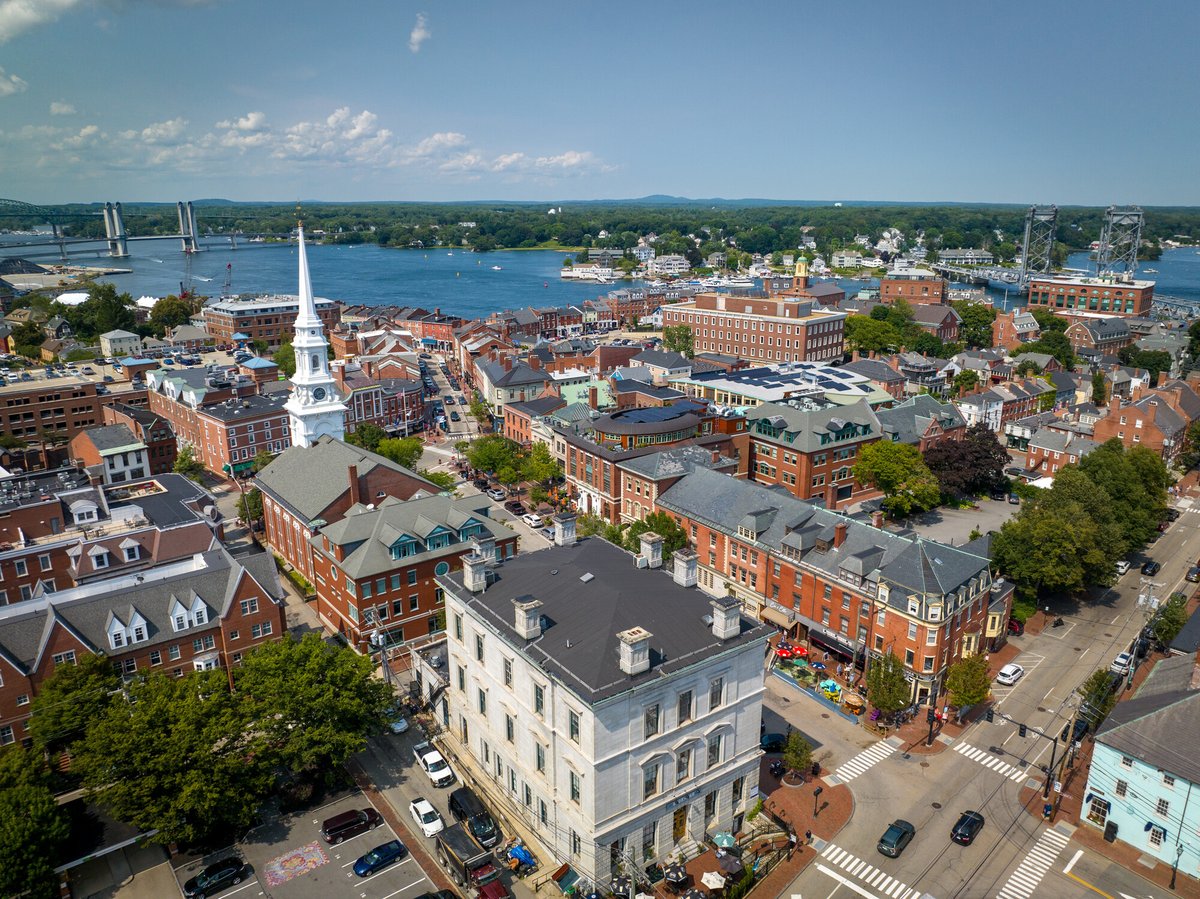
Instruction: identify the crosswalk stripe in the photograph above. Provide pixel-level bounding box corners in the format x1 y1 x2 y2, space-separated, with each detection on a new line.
812 843 915 898
995 827 1072 898
834 741 897 782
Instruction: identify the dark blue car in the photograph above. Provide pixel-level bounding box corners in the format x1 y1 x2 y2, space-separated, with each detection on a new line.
353 839 407 877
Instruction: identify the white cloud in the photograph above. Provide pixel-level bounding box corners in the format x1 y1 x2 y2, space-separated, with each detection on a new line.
216 110 267 131
408 12 430 53
49 100 76 115
118 117 188 144
0 0 222 43
276 106 394 165
535 150 602 170
407 131 467 158
0 65 27 96
0 0 81 43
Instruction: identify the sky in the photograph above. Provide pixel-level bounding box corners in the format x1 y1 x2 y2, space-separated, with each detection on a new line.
1 0 1198 206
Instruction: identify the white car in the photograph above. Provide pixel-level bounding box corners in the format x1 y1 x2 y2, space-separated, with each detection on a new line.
486 488 507 501
389 715 410 735
522 513 543 528
1115 560 1131 576
413 741 456 787
1110 652 1133 676
995 663 1025 686
408 797 445 837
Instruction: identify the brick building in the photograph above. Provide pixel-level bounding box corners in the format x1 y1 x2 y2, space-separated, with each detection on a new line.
1026 274 1154 317
874 394 967 450
0 377 151 442
0 548 285 747
67 424 150 485
101 403 178 475
991 310 1041 350
880 268 948 305
503 396 565 447
1063 317 1134 353
655 467 1013 705
202 294 341 348
333 364 426 437
661 293 846 364
744 400 882 510
617 445 739 524
910 303 961 342
1090 381 1200 463
310 493 515 652
0 469 223 605
256 435 438 583
1024 430 1100 478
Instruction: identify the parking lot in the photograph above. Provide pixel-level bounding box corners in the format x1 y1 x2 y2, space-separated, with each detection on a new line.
173 791 434 899
903 495 1022 546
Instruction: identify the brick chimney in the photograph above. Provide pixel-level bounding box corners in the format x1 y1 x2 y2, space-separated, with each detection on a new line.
871 510 884 529
502 356 513 372
711 449 721 464
347 464 362 507
833 520 848 548
851 349 861 362
529 355 542 371
588 386 599 409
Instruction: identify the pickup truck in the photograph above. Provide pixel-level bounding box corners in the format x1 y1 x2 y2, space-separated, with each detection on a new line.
435 823 505 893
413 741 456 788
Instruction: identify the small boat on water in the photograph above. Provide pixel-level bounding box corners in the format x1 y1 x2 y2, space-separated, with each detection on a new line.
1144 268 1158 273
491 265 502 271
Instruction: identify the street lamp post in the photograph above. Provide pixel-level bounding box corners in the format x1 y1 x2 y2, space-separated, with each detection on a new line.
1043 735 1059 799
926 706 937 747
812 786 823 818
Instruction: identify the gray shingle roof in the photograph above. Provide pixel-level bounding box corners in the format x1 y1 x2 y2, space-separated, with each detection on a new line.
477 359 551 389
656 468 990 605
841 359 905 383
1095 677 1200 785
256 435 438 523
80 423 143 453
313 494 505 580
440 538 771 704
616 445 736 480
875 395 965 445
745 400 881 453
508 396 567 418
631 349 690 370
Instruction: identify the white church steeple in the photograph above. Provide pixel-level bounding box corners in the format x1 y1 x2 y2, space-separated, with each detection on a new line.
284 224 346 448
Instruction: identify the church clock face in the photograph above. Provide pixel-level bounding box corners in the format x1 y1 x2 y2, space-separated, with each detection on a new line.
312 387 326 401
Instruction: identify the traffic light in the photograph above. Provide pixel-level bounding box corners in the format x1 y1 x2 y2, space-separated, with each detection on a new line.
1019 723 1028 738
927 708 937 724
986 708 995 723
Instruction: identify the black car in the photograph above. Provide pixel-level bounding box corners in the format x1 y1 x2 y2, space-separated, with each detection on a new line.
760 732 786 752
1167 508 1181 521
450 411 461 422
183 857 251 898
950 811 985 845
877 819 916 857
1142 560 1161 576
1071 717 1090 743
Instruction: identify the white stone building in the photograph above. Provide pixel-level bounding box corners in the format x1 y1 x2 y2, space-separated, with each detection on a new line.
426 522 770 886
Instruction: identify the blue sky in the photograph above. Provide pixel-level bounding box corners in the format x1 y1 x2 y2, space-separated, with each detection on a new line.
1 0 1197 205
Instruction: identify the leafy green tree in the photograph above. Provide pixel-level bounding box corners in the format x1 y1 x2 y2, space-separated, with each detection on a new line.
1118 347 1173 385
993 502 1109 597
1151 592 1189 648
845 316 901 354
1091 369 1108 406
0 747 71 899
173 444 205 481
521 442 560 486
250 449 275 474
346 423 388 453
944 654 991 708
28 653 121 755
420 469 457 491
1014 358 1042 377
249 339 269 356
1015 330 1074 369
1038 468 1124 582
1176 421 1200 473
662 325 694 358
273 342 296 377
854 441 941 518
1076 669 1118 732
149 295 194 332
234 633 393 776
951 301 997 349
623 511 688 563
1038 391 1056 412
75 669 272 846
1079 440 1167 552
1029 308 1067 333
10 320 45 357
0 434 26 450
576 513 606 537
464 435 522 475
376 436 424 470
953 369 979 394
866 651 910 716
237 487 263 522
782 732 813 775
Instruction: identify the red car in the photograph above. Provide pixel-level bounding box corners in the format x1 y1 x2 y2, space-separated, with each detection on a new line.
1007 618 1024 636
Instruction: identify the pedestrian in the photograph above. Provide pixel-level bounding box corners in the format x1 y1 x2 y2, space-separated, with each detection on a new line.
837 663 843 678
787 831 797 859
805 829 813 846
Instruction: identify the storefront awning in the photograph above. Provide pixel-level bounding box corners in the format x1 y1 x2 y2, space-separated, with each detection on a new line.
761 607 795 629
808 627 860 662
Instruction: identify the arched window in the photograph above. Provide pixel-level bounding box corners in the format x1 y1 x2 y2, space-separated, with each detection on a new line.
311 353 320 370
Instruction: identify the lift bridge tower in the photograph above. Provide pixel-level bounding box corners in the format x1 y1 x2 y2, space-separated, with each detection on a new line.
1095 205 1144 277
1018 205 1057 292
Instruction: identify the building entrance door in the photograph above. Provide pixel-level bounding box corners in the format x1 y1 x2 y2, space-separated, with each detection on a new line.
672 806 688 843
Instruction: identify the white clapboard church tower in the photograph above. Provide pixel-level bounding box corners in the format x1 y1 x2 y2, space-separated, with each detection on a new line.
284 224 346 447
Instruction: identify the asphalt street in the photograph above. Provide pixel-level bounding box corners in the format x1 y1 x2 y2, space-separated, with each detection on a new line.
784 498 1200 899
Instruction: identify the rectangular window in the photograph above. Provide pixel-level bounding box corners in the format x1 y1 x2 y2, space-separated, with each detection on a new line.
536 743 545 773
361 581 373 599
240 598 259 616
534 684 545 716
570 829 581 856
569 710 580 743
732 776 744 804
457 665 466 691
1149 826 1165 848
643 764 658 800
710 676 724 710
454 613 463 641
52 650 76 666
905 649 915 666
1156 797 1170 817
539 800 548 825
478 688 487 715
707 733 721 768
1163 773 1176 787
1115 780 1128 798
1121 756 1134 768
644 704 660 740
408 569 418 586
677 690 693 724
168 644 181 660
391 573 401 591
409 594 419 612
570 771 581 804
505 714 514 743
475 634 484 661
705 790 717 820
37 553 51 571
676 748 691 782
15 694 29 706
149 650 161 666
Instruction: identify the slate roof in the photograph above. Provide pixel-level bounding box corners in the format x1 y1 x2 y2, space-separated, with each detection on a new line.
616 445 737 480
477 358 551 389
439 537 771 705
1080 318 1130 340
79 423 142 453
313 494 504 580
841 359 906 384
631 349 691 370
1169 610 1200 655
0 548 282 675
1028 430 1099 457
745 400 881 453
1096 670 1200 785
610 380 685 400
875 394 965 445
656 467 991 604
910 304 961 326
255 435 438 523
100 329 138 340
507 396 567 418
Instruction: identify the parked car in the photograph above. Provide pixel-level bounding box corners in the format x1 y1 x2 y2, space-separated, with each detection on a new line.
386 702 410 734
1167 508 1181 521
183 856 252 898
950 810 985 845
1007 494 1020 505
995 663 1025 686
353 840 407 877
1007 617 1024 636
1110 652 1133 676
1187 567 1200 583
414 741 456 787
504 500 526 516
1071 717 1090 743
450 411 461 422
760 732 786 752
449 786 500 848
877 819 916 858
409 797 445 837
990 490 1007 501
1115 560 1131 576
321 807 383 844
522 512 543 528
486 488 507 501
1141 560 1161 576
